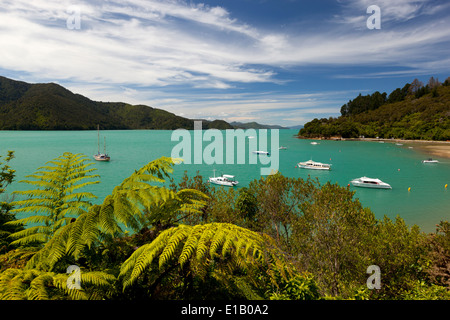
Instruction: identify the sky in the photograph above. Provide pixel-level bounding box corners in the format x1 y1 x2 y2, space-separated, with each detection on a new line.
0 0 449 127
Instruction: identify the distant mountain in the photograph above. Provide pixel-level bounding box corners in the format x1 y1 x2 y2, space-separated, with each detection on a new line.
0 76 233 130
299 77 450 141
230 121 289 130
289 125 304 130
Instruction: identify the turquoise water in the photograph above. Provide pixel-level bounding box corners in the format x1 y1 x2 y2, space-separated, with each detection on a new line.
0 129 448 233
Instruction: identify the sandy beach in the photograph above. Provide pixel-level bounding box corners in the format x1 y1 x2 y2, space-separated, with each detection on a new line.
406 142 450 159
360 138 450 159
299 136 450 159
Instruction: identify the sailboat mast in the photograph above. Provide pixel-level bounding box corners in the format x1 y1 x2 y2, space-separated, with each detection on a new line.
97 124 100 154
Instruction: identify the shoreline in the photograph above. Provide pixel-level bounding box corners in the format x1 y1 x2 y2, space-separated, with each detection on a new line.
360 139 450 159
296 136 450 159
358 138 450 159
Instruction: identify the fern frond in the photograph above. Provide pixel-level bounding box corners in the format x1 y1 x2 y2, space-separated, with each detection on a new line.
26 273 54 300
158 226 189 269
6 152 100 267
119 223 293 291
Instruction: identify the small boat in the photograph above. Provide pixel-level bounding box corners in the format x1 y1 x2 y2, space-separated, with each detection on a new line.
310 141 318 145
93 125 110 161
253 151 270 155
396 143 403 146
350 177 391 189
297 160 331 170
279 146 287 150
422 158 439 163
208 170 238 187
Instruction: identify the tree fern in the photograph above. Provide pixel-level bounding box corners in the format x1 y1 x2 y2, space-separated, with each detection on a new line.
7 152 99 247
0 267 116 300
98 156 207 233
6 155 206 270
119 223 294 295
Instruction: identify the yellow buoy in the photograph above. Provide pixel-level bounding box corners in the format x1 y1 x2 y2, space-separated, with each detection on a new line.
408 187 411 192
445 184 448 189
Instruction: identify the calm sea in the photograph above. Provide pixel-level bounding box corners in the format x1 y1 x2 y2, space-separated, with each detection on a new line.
0 129 448 233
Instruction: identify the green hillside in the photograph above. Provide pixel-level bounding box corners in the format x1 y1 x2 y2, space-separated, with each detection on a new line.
0 76 233 130
299 77 450 141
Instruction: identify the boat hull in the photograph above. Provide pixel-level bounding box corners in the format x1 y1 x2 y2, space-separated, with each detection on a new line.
298 165 330 170
297 160 331 170
351 180 391 189
209 179 238 187
209 181 237 187
94 154 110 161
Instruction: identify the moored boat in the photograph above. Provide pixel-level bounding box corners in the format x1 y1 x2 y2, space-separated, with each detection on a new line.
350 177 391 189
422 158 439 163
297 160 331 170
93 125 110 161
209 170 238 187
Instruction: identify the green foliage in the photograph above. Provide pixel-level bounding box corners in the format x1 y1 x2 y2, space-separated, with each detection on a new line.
292 182 377 297
423 221 450 288
1 152 449 301
400 280 450 300
340 91 387 116
0 151 24 253
119 222 293 299
7 153 99 249
94 156 208 235
0 76 234 130
269 273 320 300
0 267 116 300
300 77 450 141
0 150 15 195
367 216 428 299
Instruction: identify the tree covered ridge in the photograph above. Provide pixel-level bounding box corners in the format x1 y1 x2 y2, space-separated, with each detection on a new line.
0 151 449 300
300 76 450 140
0 76 233 130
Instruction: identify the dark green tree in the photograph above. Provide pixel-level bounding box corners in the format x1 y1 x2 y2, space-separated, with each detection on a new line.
0 151 24 254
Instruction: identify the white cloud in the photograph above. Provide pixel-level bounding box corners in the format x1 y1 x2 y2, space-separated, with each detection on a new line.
0 0 449 126
338 0 434 24
1 0 448 87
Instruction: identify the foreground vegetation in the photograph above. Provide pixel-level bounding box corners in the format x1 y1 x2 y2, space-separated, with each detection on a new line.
299 76 450 141
0 151 449 300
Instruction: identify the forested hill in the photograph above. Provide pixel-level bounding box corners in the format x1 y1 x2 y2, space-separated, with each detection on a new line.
299 77 450 141
0 76 233 130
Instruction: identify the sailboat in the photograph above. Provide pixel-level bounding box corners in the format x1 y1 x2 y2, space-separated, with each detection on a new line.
93 125 110 161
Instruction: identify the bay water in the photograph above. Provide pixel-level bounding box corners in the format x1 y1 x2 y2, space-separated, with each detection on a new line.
0 129 448 233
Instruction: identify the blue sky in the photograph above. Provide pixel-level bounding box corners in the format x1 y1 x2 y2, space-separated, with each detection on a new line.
1 0 449 127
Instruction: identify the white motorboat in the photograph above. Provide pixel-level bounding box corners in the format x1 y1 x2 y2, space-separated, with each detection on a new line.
350 177 391 189
279 146 287 150
209 171 238 187
310 141 318 145
297 160 331 170
422 158 439 163
253 151 270 155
